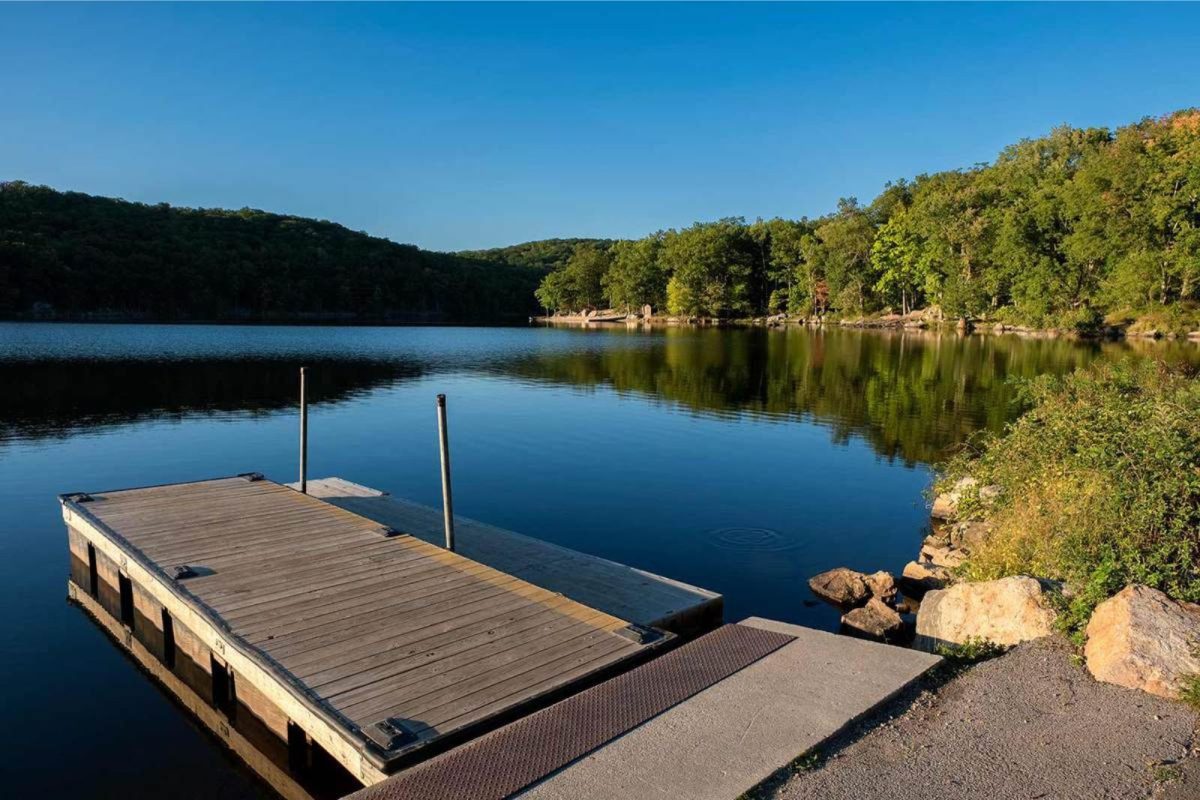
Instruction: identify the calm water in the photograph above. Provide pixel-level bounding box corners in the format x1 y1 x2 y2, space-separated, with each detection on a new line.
1 322 1194 797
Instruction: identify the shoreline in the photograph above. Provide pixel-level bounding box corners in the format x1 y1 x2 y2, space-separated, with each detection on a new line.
533 312 1200 342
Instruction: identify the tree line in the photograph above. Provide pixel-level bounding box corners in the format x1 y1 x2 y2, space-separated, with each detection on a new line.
0 182 547 322
535 109 1200 331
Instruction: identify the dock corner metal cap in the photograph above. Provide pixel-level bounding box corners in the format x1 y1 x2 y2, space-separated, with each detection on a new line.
65 492 95 503
238 472 265 482
616 623 666 645
364 717 417 752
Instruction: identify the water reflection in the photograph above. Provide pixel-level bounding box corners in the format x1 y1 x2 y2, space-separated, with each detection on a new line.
492 327 1196 464
2 324 1194 465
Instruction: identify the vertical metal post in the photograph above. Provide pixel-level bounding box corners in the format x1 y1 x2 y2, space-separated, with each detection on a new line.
299 367 308 494
436 394 455 551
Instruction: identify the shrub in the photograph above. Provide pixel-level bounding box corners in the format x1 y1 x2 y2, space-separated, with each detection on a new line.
938 359 1200 634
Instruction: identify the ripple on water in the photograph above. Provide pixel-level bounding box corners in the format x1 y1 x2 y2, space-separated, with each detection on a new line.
706 526 800 553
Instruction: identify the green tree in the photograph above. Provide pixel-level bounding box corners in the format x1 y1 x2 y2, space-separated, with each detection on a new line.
602 234 667 312
814 199 878 314
533 242 613 311
871 216 925 314
660 219 755 316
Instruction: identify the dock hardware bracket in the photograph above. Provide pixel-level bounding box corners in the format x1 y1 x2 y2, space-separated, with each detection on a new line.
66 492 95 503
170 564 199 580
238 472 265 482
364 717 417 752
616 623 665 645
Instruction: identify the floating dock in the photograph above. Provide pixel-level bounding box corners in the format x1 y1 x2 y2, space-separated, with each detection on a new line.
61 474 681 785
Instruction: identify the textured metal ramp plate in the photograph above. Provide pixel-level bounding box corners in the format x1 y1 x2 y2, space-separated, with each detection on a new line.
348 623 795 800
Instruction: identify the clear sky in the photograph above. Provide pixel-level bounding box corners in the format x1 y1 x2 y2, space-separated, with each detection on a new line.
2 2 1199 251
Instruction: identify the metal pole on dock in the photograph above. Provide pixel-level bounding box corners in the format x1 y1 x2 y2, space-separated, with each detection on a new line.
299 367 308 494
436 394 455 552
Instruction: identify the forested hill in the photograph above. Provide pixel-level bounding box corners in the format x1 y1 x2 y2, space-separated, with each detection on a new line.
534 109 1200 334
458 238 613 271
0 182 547 322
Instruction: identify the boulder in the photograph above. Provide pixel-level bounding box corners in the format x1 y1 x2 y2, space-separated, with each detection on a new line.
914 576 1057 652
900 560 951 595
808 567 871 606
842 597 905 642
1084 585 1200 699
866 570 898 604
919 541 967 569
930 477 977 521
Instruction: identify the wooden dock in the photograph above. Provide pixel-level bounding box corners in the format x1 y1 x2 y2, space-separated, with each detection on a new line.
61 474 671 785
295 477 723 636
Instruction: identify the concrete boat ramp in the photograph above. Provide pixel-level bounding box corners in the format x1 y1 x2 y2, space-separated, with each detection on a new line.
64 474 939 800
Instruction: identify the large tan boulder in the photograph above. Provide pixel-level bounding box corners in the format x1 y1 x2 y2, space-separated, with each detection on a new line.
914 576 1057 652
1084 585 1200 699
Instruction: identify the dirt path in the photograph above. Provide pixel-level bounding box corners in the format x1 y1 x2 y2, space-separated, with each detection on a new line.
771 637 1199 800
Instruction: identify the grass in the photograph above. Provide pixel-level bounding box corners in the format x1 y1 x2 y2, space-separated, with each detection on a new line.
937 359 1200 637
1179 674 1200 711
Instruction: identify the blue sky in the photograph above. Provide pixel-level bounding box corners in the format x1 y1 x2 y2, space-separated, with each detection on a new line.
2 3 1198 251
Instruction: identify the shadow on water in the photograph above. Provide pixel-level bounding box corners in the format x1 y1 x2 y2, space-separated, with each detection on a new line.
0 358 425 443
67 555 358 800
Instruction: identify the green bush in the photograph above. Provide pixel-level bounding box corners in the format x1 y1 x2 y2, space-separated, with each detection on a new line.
939 359 1200 635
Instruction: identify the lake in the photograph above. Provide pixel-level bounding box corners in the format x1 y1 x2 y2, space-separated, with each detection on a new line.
1 321 1194 797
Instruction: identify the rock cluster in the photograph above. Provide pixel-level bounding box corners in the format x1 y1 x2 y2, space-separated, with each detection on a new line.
808 471 1200 709
807 567 907 643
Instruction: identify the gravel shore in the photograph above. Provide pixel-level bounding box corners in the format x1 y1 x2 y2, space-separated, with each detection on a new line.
771 636 1199 800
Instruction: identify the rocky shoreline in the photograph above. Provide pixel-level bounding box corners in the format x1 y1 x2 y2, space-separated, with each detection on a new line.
809 476 1200 708
534 308 1200 341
